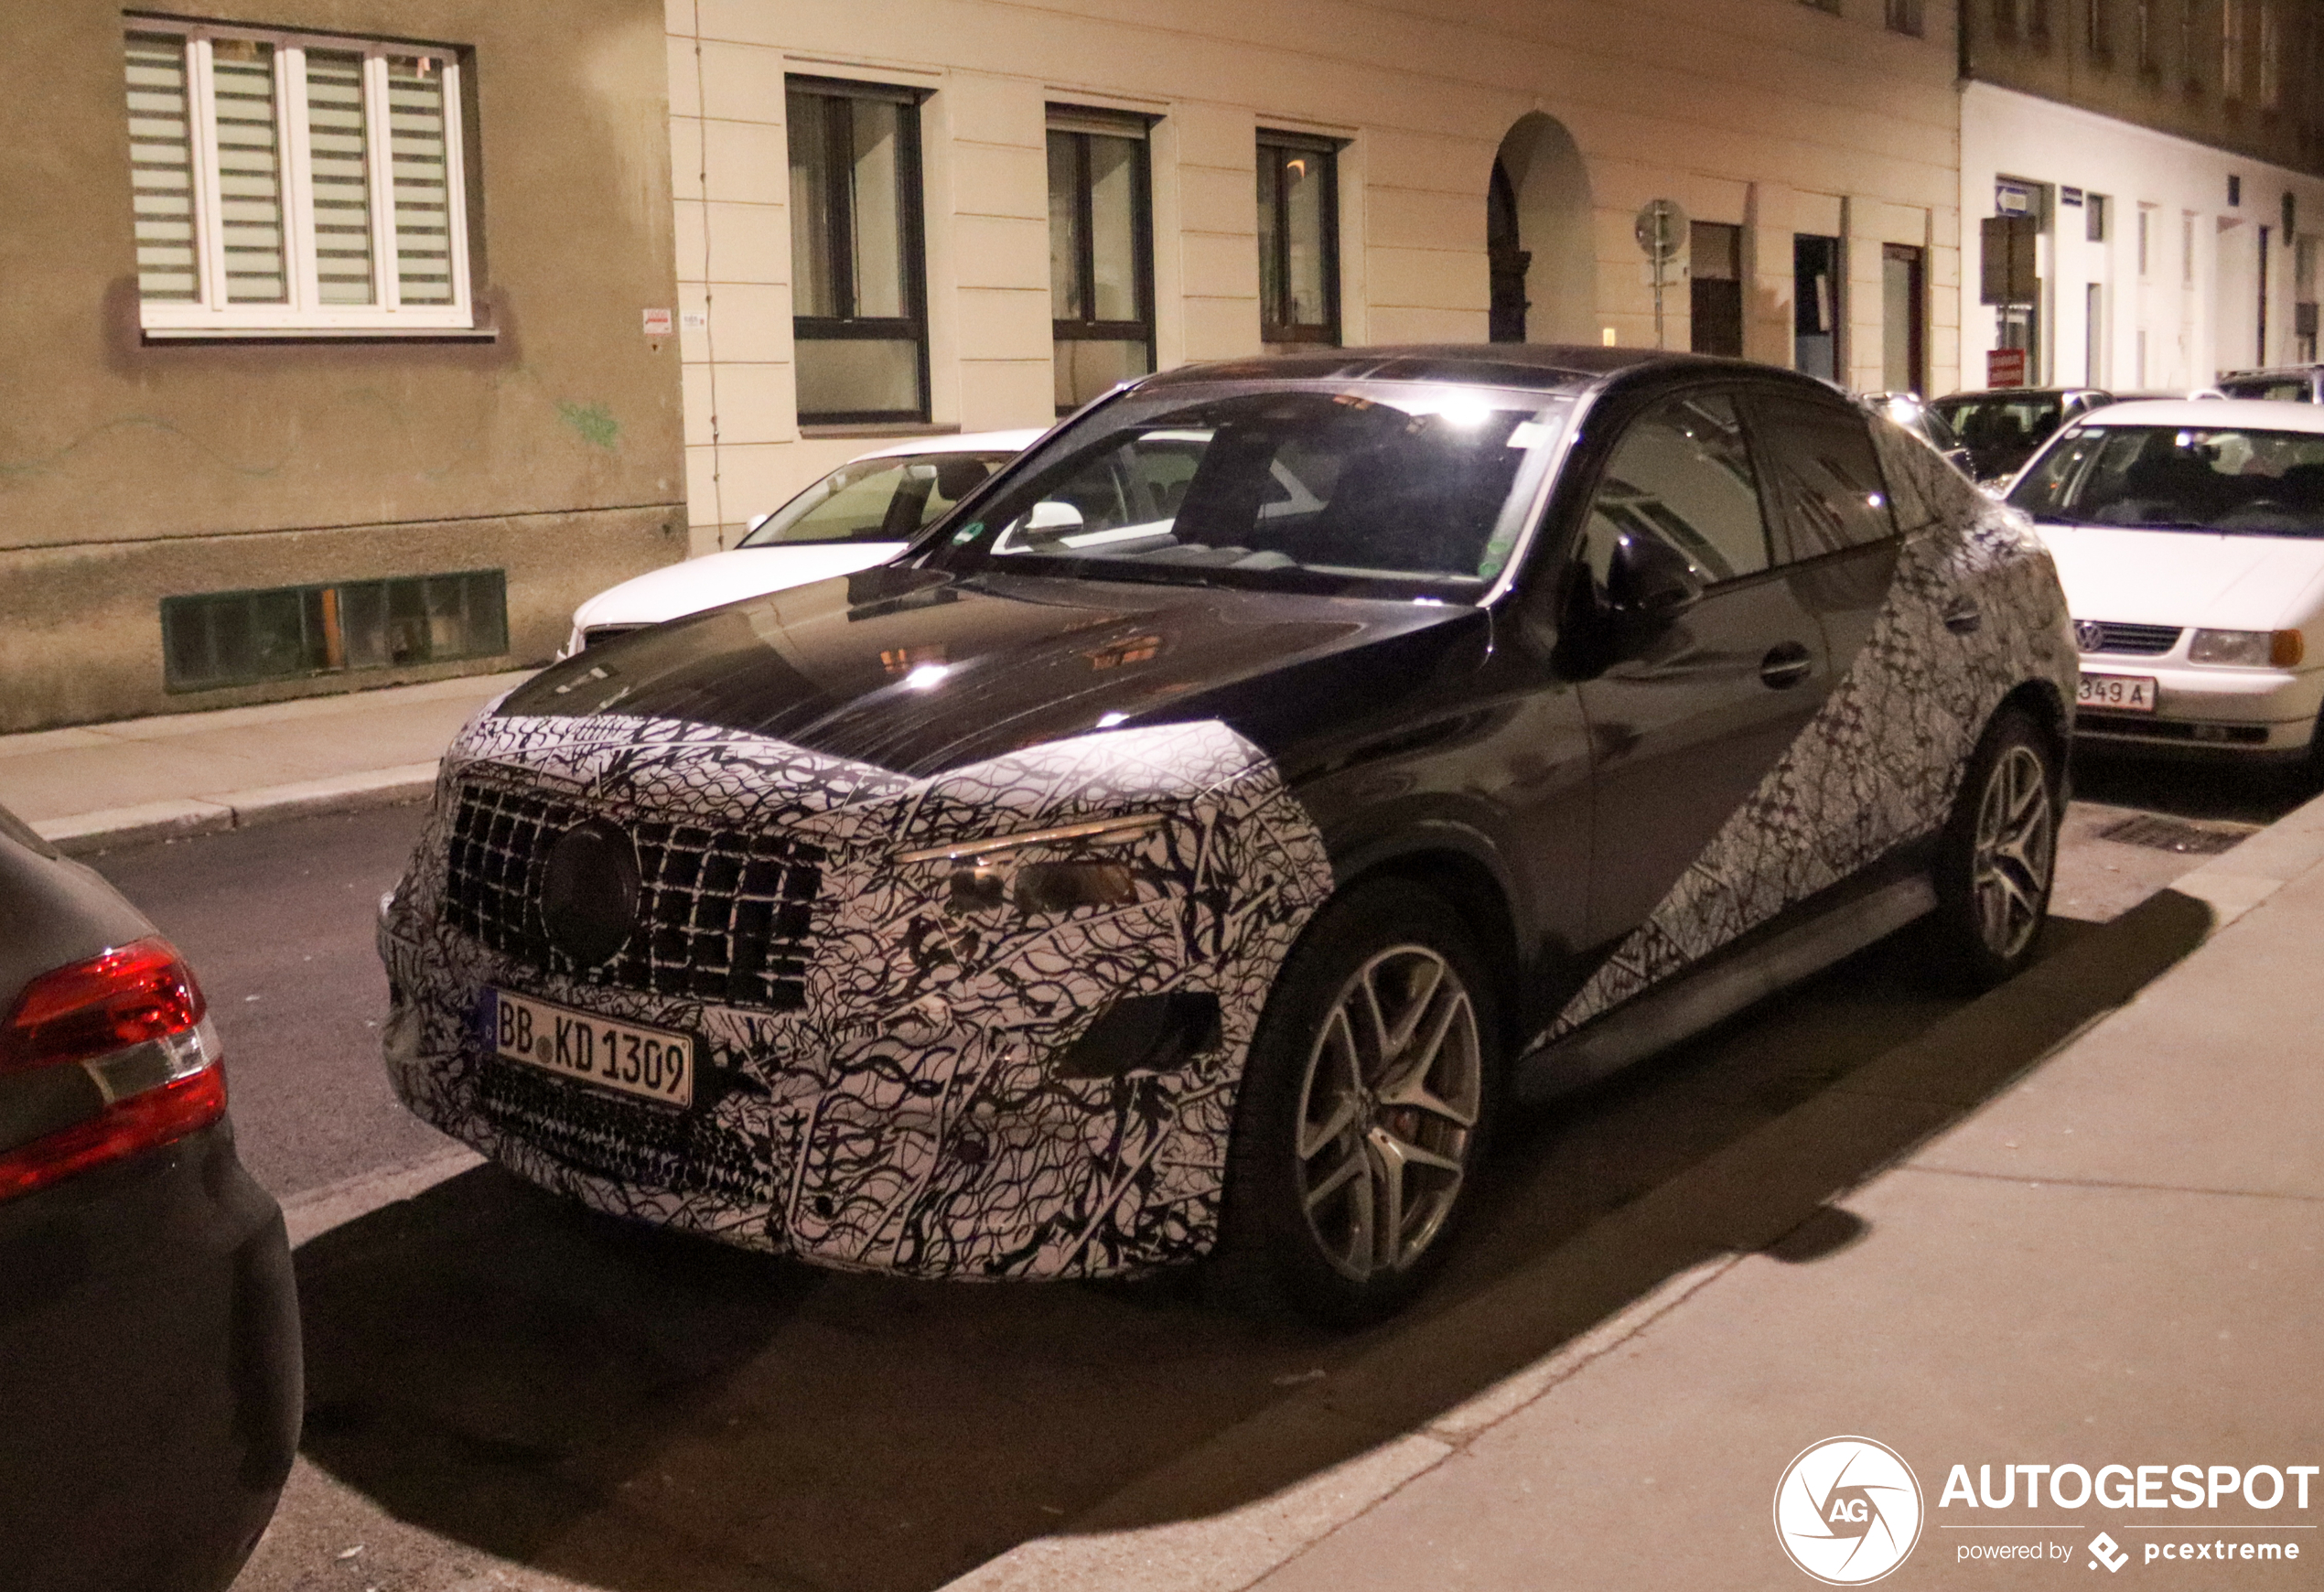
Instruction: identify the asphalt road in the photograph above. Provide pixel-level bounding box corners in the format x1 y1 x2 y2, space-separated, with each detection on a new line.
76 751 2314 1592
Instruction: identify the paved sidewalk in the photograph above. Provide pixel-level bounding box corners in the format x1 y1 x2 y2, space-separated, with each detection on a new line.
954 791 2324 1592
0 671 529 854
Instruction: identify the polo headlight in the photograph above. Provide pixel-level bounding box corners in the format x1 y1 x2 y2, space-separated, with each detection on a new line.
898 814 1163 915
2188 629 2305 667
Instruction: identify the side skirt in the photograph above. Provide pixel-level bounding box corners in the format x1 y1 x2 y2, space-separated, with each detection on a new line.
1512 867 1938 1105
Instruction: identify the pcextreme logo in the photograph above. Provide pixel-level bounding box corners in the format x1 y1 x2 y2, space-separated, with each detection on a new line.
1775 1436 1927 1585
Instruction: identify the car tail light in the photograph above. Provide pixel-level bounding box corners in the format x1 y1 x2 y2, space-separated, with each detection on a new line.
0 938 226 1202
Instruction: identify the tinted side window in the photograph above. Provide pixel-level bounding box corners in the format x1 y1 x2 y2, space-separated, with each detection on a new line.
1752 394 1899 558
1579 391 1770 587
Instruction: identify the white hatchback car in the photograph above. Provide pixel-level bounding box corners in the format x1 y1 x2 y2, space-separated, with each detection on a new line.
562 429 1043 655
2007 398 2324 763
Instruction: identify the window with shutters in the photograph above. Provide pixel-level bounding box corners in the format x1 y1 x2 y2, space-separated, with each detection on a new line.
123 21 475 336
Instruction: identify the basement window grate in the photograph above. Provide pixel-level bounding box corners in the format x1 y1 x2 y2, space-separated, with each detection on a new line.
2097 814 2255 855
161 570 508 691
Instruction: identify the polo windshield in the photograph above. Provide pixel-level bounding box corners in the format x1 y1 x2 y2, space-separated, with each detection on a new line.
921 385 1568 597
2009 424 2324 536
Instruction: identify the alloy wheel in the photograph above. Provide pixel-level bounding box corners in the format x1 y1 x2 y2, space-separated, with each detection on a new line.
1971 742 2054 961
1293 945 1483 1283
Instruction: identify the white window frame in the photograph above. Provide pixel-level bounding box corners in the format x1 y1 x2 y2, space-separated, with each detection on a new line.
129 19 476 337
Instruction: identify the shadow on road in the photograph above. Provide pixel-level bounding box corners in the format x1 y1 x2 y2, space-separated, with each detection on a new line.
288 891 2215 1592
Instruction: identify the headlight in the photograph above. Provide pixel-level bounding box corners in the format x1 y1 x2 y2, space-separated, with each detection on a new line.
2189 629 2305 667
898 814 1163 915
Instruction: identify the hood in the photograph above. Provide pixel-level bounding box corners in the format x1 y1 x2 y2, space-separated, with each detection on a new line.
2035 522 2324 631
501 565 1489 778
572 543 907 630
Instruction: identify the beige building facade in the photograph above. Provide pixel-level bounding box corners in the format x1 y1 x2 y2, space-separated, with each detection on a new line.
666 0 1967 553
0 0 684 732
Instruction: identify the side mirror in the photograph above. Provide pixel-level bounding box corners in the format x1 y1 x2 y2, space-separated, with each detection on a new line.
1604 530 1703 625
1026 500 1085 536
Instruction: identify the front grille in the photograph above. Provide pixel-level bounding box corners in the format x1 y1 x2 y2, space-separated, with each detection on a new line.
443 778 823 1010
2079 620 2182 656
479 1060 769 1202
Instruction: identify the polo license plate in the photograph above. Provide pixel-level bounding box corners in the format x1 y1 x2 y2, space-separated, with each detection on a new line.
2077 673 2157 714
490 988 693 1108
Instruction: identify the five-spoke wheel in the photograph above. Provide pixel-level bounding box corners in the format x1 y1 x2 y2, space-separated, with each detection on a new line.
1930 706 2061 988
1216 878 1501 1326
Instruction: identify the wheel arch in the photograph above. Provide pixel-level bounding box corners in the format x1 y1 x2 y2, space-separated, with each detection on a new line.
1329 834 1526 1045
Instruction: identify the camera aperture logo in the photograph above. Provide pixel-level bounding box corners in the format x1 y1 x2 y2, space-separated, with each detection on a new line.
1776 1436 1926 1585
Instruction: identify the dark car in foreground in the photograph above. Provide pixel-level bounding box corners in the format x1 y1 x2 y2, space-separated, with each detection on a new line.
380 346 2076 1323
1931 385 2117 484
0 805 299 1592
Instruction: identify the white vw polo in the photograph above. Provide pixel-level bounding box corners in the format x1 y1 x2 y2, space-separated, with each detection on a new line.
561 429 1043 656
2007 398 2324 764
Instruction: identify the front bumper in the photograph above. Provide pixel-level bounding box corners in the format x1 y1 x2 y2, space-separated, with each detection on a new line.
2074 656 2324 758
378 713 1329 1281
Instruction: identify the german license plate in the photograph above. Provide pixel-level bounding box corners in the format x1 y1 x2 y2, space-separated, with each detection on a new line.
490 988 693 1108
2078 673 2157 713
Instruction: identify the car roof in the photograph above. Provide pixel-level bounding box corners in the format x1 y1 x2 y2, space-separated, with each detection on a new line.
2219 364 2324 380
1135 343 1807 397
853 428 1046 462
2071 397 2324 433
1932 387 2100 403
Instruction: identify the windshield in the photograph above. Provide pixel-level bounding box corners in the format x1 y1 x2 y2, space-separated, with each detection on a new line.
2007 423 2324 535
1931 393 2064 464
739 451 1016 547
919 384 1569 597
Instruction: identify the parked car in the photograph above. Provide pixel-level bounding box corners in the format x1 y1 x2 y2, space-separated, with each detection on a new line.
562 429 1045 655
1930 386 2117 484
0 804 299 1592
2007 396 2324 764
379 346 2074 1324
1860 391 1976 479
2212 365 2324 403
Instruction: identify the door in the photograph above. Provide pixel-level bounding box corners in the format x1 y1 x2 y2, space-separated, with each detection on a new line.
1882 243 1926 393
1570 388 1835 945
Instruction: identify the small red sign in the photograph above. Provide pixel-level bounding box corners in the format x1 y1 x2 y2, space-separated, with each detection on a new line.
1986 348 2028 388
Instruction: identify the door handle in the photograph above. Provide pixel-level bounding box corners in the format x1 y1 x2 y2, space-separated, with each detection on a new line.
1942 600 1983 635
1759 641 1813 689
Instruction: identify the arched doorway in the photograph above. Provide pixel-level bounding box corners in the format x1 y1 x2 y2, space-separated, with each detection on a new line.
1488 113 1595 345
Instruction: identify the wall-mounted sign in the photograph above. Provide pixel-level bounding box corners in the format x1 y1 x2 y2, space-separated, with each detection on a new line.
2060 187 2085 207
1996 180 2037 217
642 307 673 337
1987 347 2028 388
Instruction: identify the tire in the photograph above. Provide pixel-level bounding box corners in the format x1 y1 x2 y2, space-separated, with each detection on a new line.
1925 706 2061 991
1211 878 1504 1328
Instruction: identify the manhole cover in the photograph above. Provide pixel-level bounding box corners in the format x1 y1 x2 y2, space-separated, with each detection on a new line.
2097 814 2255 855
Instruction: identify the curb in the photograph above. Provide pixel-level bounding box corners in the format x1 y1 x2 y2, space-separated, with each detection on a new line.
35 762 440 856
941 782 2324 1592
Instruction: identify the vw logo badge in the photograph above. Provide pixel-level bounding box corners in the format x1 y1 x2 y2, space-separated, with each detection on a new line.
2073 620 2105 653
541 819 640 966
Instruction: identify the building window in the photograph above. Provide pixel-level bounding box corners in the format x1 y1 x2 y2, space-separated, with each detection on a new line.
788 78 930 425
2138 203 2156 275
1882 243 1927 393
2027 0 2053 40
1887 0 1925 33
1049 108 1155 415
2087 192 2110 242
2135 0 2156 69
123 23 471 336
2223 0 2246 96
161 570 507 691
2182 0 2201 89
1802 0 1841 14
1256 133 1340 348
2087 0 2112 58
2184 211 2198 285
1794 234 1842 382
